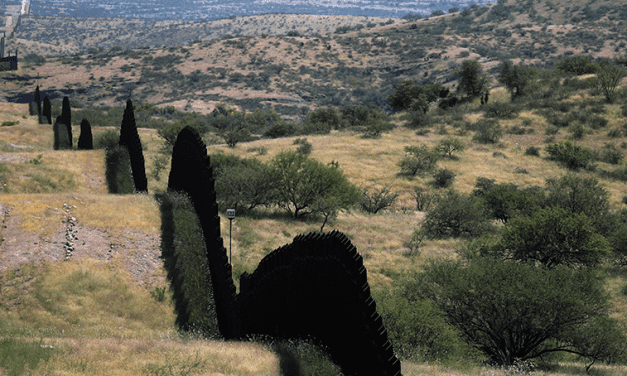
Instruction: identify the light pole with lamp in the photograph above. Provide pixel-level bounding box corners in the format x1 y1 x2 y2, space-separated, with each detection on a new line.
226 209 235 264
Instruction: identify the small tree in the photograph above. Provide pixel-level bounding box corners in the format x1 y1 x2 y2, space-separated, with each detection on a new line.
222 128 252 148
545 141 595 170
400 144 440 177
213 157 277 212
497 60 535 100
304 107 343 130
435 138 466 159
421 189 493 238
497 206 610 268
270 151 360 220
455 59 490 100
596 59 625 103
555 54 598 75
476 182 544 223
388 80 444 112
416 258 621 367
545 174 611 234
359 187 399 214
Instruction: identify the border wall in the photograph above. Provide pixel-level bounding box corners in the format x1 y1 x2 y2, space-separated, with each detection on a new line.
167 126 402 375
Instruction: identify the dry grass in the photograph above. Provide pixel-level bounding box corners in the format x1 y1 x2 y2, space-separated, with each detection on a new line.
1 193 160 238
0 258 175 339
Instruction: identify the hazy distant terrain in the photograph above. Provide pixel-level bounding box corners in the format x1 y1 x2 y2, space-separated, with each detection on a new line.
30 0 496 20
5 0 626 115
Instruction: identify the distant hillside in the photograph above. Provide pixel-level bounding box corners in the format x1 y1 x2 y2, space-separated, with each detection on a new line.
30 0 496 20
3 0 626 117
9 14 401 56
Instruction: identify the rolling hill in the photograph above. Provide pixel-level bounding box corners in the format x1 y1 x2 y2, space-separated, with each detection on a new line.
2 0 627 374
3 0 626 116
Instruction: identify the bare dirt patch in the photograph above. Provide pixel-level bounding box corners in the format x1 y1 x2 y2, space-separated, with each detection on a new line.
0 202 164 288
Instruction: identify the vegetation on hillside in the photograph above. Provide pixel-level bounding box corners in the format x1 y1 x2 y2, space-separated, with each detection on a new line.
2 0 627 374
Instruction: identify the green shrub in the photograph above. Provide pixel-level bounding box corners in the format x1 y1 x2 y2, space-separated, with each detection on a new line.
404 110 432 129
295 139 313 155
599 166 627 182
304 107 342 130
497 61 536 99
411 187 437 211
269 151 360 221
374 290 472 361
607 128 623 138
421 189 493 238
525 146 540 156
472 119 502 144
432 168 456 188
94 129 120 150
555 54 598 75
359 187 398 214
498 206 610 268
483 102 520 119
545 141 595 170
399 144 440 177
600 144 624 165
263 122 295 138
596 59 626 103
435 138 466 159
417 257 623 367
476 182 544 223
222 129 255 148
212 155 277 212
568 123 587 140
